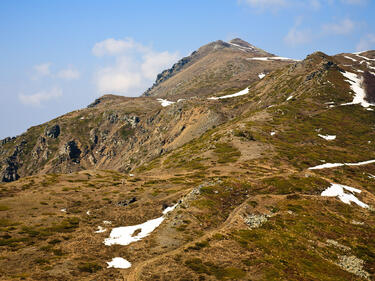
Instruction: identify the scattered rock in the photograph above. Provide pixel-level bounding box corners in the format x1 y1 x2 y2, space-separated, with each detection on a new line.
326 239 351 252
243 214 269 229
337 255 370 280
117 197 137 207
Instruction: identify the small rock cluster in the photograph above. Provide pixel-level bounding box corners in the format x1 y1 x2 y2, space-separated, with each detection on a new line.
337 255 370 280
244 214 269 229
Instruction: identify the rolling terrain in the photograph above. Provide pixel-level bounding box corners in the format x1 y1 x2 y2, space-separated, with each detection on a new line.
1 39 375 280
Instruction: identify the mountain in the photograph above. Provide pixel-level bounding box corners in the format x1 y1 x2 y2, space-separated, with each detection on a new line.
1 40 375 281
142 38 295 99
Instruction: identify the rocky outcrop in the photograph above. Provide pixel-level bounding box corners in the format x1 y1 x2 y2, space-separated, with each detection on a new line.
61 141 81 163
45 124 60 138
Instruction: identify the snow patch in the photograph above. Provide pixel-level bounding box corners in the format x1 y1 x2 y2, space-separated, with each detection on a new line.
318 134 336 141
344 56 357 62
286 95 293 101
321 183 368 208
270 131 276 136
107 257 131 269
258 73 266 79
86 210 91 215
104 203 177 246
60 208 66 213
248 56 299 62
157 98 175 107
341 71 375 108
309 159 375 170
95 226 107 233
208 87 249 100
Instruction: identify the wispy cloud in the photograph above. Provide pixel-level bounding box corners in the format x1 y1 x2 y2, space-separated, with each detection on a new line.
322 19 356 35
238 0 288 8
32 62 51 79
356 34 375 52
57 67 80 80
93 38 179 96
284 18 312 46
18 87 62 107
341 0 367 5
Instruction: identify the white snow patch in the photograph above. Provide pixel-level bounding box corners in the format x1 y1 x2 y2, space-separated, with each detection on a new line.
248 56 299 62
367 108 374 111
344 56 357 62
355 54 375 62
321 183 369 208
162 203 178 215
177 99 185 103
60 208 66 213
86 210 91 215
104 203 177 246
208 87 249 100
318 134 336 141
258 73 266 79
95 226 107 233
103 220 112 225
286 95 293 101
157 98 175 107
270 131 276 136
107 257 131 269
228 42 255 52
341 71 375 108
368 174 375 179
309 159 375 170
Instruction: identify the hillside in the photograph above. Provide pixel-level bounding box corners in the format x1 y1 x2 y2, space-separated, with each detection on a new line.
1 40 375 281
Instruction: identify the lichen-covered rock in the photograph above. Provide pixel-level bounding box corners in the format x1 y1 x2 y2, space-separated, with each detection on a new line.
244 214 269 229
337 255 370 280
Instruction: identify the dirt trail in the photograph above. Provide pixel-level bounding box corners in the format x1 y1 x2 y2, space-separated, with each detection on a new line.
124 197 250 281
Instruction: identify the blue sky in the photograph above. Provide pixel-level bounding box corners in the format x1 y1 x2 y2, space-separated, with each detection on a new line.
0 0 374 138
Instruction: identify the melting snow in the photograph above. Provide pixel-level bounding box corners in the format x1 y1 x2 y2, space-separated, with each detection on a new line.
309 159 375 170
258 73 266 79
355 54 375 62
270 131 276 136
107 257 131 269
286 95 293 101
248 56 299 61
344 56 357 62
95 226 107 233
318 134 336 141
157 98 175 107
103 220 112 225
104 203 177 246
341 71 375 108
321 183 368 208
60 208 66 213
208 87 249 100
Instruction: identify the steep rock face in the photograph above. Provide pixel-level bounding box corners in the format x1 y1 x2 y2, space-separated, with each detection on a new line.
0 96 227 181
142 38 291 99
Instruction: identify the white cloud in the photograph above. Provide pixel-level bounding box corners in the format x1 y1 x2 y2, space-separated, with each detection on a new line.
341 0 366 4
239 0 287 8
18 87 62 107
356 34 375 52
92 38 148 57
93 38 179 96
284 25 311 46
57 67 80 80
322 19 356 35
33 63 51 79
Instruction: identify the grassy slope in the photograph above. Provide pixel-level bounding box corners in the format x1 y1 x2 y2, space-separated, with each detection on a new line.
1 52 375 280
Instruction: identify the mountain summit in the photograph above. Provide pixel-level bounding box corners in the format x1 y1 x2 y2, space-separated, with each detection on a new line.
142 38 289 99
